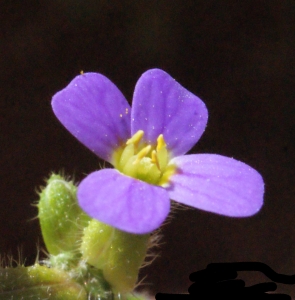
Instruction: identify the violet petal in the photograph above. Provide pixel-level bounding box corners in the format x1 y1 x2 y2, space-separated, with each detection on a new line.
52 73 131 163
166 154 264 216
77 169 170 234
131 69 208 157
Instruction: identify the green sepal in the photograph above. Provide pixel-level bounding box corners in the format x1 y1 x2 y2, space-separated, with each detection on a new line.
38 173 91 255
102 229 150 294
81 219 150 294
0 264 87 300
80 219 115 268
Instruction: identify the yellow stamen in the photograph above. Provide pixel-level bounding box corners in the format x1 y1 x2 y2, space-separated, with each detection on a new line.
158 164 176 187
151 150 160 170
156 134 166 151
126 130 144 147
112 130 176 186
133 145 151 164
119 143 135 169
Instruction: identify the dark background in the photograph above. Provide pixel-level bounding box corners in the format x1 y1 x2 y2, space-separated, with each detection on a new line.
1 0 295 297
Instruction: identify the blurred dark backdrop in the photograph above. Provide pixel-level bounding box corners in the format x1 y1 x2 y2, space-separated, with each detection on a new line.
1 0 295 297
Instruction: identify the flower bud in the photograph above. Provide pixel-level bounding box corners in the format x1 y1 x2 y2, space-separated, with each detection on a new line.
38 174 91 255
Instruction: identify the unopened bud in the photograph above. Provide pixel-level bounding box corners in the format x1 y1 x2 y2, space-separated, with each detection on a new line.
38 173 91 255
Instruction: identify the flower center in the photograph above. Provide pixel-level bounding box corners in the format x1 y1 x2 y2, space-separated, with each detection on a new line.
112 130 175 186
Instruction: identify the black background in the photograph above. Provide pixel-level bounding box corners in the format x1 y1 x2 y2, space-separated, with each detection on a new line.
1 0 295 297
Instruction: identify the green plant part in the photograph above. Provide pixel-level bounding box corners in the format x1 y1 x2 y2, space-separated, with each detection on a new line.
0 261 150 299
81 219 150 294
0 264 87 300
37 173 152 299
38 174 91 255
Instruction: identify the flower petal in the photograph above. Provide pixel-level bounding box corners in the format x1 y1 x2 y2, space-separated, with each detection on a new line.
131 69 208 157
77 169 170 234
52 73 131 163
166 154 264 217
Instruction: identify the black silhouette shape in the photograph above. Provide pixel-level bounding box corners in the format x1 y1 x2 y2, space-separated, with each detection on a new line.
155 262 294 300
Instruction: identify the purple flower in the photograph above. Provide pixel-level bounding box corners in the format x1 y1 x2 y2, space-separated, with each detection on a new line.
52 69 264 234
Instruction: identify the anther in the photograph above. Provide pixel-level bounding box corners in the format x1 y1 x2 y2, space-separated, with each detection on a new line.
133 145 151 164
156 134 166 151
126 130 144 149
